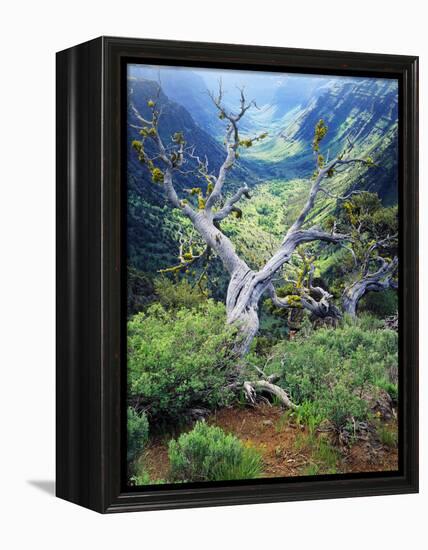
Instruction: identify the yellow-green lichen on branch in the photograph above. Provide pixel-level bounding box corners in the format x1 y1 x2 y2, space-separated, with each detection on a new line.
313 119 328 152
151 168 164 184
286 295 302 308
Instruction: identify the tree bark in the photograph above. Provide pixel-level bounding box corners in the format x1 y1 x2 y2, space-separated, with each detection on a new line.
225 266 260 356
342 257 398 318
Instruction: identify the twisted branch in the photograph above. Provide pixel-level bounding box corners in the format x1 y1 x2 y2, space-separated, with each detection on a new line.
205 84 256 211
213 184 251 221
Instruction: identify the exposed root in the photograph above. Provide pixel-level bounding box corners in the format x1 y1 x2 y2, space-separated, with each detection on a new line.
243 381 257 403
186 407 211 421
243 379 297 410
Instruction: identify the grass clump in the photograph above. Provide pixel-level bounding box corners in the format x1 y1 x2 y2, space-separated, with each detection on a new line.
295 431 340 475
168 421 263 482
376 423 398 447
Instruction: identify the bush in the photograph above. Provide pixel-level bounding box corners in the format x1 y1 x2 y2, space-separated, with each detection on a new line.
128 301 237 419
168 421 263 482
154 276 209 310
261 320 398 432
127 407 149 464
359 289 398 318
318 384 368 431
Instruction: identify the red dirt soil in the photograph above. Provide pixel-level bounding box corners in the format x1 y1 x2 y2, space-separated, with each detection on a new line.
142 404 398 482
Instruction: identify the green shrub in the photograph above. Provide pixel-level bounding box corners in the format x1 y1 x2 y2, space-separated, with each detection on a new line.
318 384 368 431
168 421 263 482
261 321 397 432
344 312 385 332
154 276 208 310
359 289 398 318
294 401 324 432
127 407 149 464
128 301 237 419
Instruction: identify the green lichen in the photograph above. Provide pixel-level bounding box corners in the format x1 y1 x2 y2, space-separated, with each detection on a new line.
286 295 302 308
151 168 164 184
131 140 142 151
172 132 184 144
313 119 328 152
198 196 206 210
343 201 357 226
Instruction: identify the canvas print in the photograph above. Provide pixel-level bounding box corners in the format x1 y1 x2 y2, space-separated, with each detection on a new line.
126 63 399 486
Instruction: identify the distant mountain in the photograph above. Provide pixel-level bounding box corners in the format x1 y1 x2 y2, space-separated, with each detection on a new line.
287 78 397 159
269 75 333 119
245 77 398 204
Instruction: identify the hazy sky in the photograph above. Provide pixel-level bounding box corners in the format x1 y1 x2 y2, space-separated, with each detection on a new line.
128 63 397 108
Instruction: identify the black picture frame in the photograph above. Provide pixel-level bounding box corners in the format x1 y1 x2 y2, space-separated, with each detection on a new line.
56 36 419 513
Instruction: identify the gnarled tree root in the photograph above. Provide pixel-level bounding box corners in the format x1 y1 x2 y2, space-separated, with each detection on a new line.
243 379 297 410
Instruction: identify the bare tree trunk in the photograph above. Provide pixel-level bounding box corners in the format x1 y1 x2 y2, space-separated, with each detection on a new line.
342 283 365 317
223 228 349 356
227 302 260 357
225 266 261 356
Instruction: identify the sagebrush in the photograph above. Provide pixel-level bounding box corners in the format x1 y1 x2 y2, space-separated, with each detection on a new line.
168 421 263 482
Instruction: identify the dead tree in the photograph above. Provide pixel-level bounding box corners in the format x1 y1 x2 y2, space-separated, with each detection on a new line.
129 84 373 405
